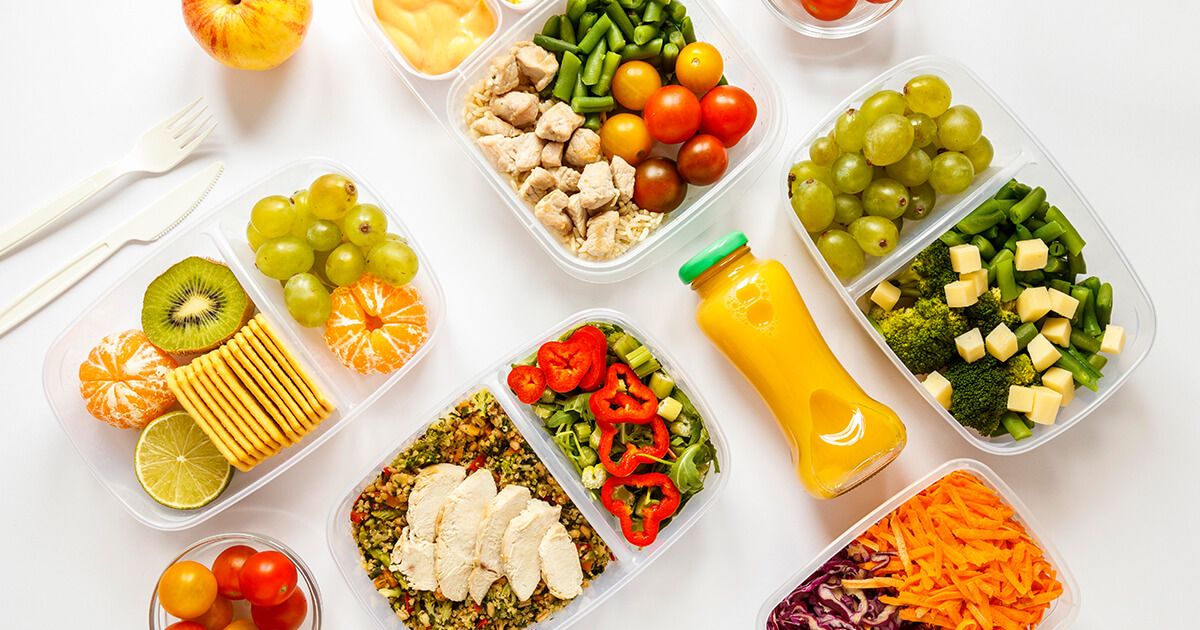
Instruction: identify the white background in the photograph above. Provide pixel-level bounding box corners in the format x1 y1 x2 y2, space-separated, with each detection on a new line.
1 0 1196 627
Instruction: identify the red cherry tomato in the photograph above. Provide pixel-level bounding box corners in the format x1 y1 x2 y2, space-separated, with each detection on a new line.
633 157 688 213
239 551 299 607
865 0 894 3
165 623 206 630
801 0 857 21
676 135 729 186
642 85 702 145
699 86 758 148
252 589 309 630
212 545 257 600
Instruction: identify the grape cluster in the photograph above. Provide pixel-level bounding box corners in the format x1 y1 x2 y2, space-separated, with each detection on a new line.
788 74 993 280
245 173 419 328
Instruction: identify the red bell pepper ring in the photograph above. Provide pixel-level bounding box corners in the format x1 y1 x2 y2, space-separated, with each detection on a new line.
598 416 670 476
507 365 547 404
537 339 593 393
569 325 609 391
600 473 682 547
589 363 658 424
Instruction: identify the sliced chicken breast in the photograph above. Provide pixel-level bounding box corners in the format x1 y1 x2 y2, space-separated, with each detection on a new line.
389 526 437 591
467 485 533 603
407 464 466 542
501 499 562 601
539 521 584 600
434 469 497 602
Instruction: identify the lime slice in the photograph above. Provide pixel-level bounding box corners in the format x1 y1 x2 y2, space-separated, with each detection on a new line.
135 411 233 510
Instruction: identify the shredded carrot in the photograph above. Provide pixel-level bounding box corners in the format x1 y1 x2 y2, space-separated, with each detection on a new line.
854 471 1063 629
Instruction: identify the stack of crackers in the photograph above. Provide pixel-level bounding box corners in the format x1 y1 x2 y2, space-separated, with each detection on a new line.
167 314 335 472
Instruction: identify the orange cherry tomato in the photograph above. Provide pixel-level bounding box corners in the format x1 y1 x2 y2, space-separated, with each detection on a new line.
188 597 233 630
611 61 662 111
222 622 258 630
675 42 724 95
158 561 219 620
599 113 654 165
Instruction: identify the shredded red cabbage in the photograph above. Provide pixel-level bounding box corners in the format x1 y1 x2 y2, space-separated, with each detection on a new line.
767 544 912 630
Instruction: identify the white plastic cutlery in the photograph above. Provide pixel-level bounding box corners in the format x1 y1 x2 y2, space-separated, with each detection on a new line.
0 162 224 337
0 97 216 258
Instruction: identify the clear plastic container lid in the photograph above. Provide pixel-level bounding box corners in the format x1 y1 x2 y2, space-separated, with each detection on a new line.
327 307 730 629
782 56 1157 455
42 157 445 530
352 0 784 283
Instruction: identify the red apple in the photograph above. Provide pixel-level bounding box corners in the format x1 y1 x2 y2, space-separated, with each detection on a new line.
182 0 312 71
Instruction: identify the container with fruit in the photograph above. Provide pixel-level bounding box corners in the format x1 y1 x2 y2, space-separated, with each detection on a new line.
760 0 903 39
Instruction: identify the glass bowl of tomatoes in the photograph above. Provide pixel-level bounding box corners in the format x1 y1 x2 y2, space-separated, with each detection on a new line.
761 0 903 39
150 532 322 630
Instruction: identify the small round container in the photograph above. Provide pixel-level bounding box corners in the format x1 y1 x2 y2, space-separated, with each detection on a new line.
149 532 322 629
760 0 903 39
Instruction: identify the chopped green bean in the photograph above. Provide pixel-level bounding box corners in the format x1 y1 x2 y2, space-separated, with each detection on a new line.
1014 322 1039 350
582 39 608 86
1001 412 1033 441
578 11 599 36
1048 241 1067 257
996 257 1020 301
643 0 666 23
607 0 637 39
1069 286 1091 327
956 198 1015 234
662 42 680 70
1059 346 1101 391
1008 186 1046 224
606 21 626 49
681 16 696 43
1049 279 1072 295
593 51 622 96
552 51 583 102
1086 352 1108 372
560 15 578 45
1044 206 1086 255
534 34 582 56
567 0 588 22
1096 283 1113 327
633 23 659 45
1043 256 1066 274
995 179 1032 200
939 231 967 246
971 235 996 261
1014 223 1033 242
1032 220 1065 242
578 14 612 54
583 113 602 131
669 0 688 21
1016 270 1045 286
1070 329 1101 354
622 38 663 60
542 15 562 36
572 95 615 114
1067 250 1087 274
573 71 587 101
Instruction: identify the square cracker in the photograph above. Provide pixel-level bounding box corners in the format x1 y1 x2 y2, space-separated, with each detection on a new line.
177 364 272 462
250 315 335 415
167 369 255 472
241 326 324 427
193 354 286 451
216 344 305 443
222 341 309 439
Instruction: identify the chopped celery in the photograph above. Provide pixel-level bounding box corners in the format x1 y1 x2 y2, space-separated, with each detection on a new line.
539 389 555 403
658 396 683 421
378 587 401 599
670 419 691 438
649 371 675 398
611 332 639 361
624 344 653 370
634 357 662 379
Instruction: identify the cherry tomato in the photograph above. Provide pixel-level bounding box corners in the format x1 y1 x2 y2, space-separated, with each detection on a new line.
222 622 258 630
158 561 219 620
675 42 724 95
611 61 662 111
188 597 234 630
599 113 654 165
252 589 309 630
676 135 729 186
865 0 894 3
165 623 206 630
239 551 298 607
699 86 758 148
633 157 688 213
801 0 857 21
643 86 702 145
212 545 257 600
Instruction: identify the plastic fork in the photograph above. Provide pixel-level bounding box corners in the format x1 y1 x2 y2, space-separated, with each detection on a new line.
0 97 216 258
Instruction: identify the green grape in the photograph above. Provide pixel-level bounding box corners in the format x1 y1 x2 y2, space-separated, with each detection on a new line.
788 161 836 196
326 243 367 286
385 232 408 243
929 151 976 195
862 178 911 220
864 114 915 166
849 216 901 257
809 136 840 166
816 229 866 279
367 240 419 287
885 147 933 187
250 195 296 238
342 203 389 248
892 216 904 232
963 135 994 173
921 144 940 161
291 189 311 216
307 220 342 252
246 223 266 253
309 173 358 221
905 183 937 220
860 90 907 125
936 105 983 151
833 194 864 225
831 153 873 195
903 75 953 117
833 108 869 153
310 249 333 286
255 236 314 281
791 179 836 233
284 273 333 328
909 113 937 148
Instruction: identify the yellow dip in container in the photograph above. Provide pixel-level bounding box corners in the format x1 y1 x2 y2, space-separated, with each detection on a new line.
373 0 497 76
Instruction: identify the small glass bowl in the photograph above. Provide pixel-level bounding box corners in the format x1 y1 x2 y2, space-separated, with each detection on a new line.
760 0 904 39
149 532 322 629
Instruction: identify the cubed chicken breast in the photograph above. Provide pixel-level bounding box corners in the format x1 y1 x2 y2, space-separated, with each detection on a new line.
470 111 520 138
534 190 573 235
610 156 636 204
552 166 581 193
514 43 560 91
509 133 544 173
565 193 589 238
491 91 540 128
390 527 437 592
407 464 466 542
541 142 564 169
501 499 562 602
485 53 521 95
577 161 619 212
580 210 620 259
468 485 532 604
434 469 497 602
518 167 557 205
535 102 586 143
539 521 584 600
564 128 602 167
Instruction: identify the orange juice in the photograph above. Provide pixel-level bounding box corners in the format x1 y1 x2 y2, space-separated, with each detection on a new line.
680 232 905 498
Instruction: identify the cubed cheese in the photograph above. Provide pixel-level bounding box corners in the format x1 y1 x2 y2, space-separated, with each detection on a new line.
945 280 979 308
955 328 986 363
1015 239 1049 271
1041 317 1072 347
1026 334 1062 371
1017 286 1051 322
1101 324 1126 354
1026 388 1063 425
985 324 1019 361
871 280 901 311
949 244 982 274
961 269 989 297
1007 386 1035 413
1048 288 1079 318
922 371 953 410
1040 368 1075 407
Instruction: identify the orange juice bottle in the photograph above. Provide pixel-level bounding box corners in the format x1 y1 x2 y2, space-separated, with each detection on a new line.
679 232 906 498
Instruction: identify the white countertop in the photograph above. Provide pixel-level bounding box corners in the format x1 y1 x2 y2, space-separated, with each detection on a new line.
2 0 1195 626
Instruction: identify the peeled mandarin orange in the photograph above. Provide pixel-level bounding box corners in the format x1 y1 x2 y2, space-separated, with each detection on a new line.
79 330 178 429
324 274 429 374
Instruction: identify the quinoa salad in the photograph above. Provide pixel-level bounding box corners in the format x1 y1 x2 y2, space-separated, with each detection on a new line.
350 389 612 630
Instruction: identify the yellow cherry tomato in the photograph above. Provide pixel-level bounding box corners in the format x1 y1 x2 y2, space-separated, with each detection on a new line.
611 61 662 111
600 114 655 165
675 42 724 95
158 561 218 620
222 622 258 630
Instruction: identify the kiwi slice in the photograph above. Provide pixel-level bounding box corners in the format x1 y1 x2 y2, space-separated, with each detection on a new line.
142 257 254 354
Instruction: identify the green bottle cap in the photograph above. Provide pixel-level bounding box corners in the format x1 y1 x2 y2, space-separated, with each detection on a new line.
678 231 749 285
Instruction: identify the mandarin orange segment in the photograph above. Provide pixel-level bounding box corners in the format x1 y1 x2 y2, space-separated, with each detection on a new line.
324 274 429 374
79 330 178 429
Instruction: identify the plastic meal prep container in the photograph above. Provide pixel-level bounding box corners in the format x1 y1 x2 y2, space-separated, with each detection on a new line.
328 307 731 629
756 459 1080 629
353 0 784 283
42 157 445 530
784 56 1156 455
760 0 904 39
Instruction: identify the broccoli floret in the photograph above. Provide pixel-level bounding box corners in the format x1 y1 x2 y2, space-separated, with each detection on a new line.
870 298 969 375
894 241 958 300
1006 354 1039 388
962 288 1021 332
943 354 1041 435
